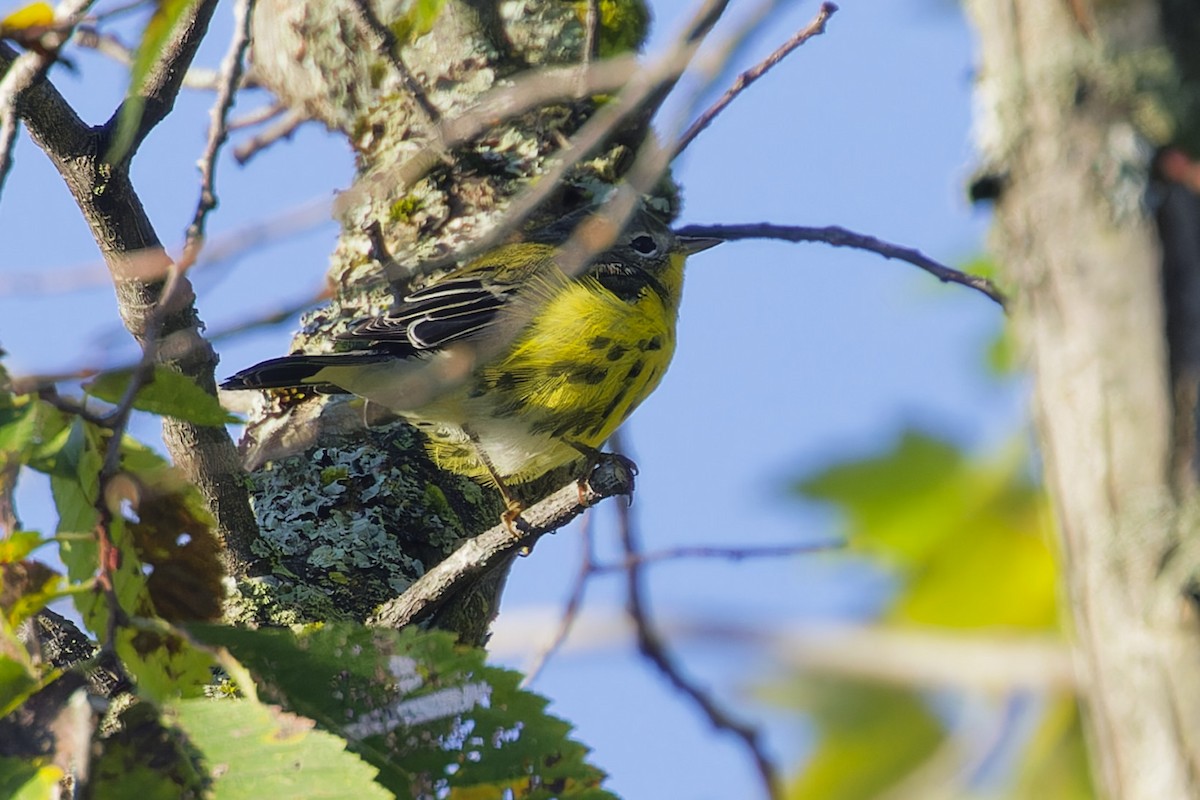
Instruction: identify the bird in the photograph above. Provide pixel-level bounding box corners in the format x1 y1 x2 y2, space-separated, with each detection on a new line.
221 205 721 526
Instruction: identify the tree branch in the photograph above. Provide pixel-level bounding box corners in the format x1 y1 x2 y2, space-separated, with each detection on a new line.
2 1 259 574
675 222 1008 307
369 455 637 629
675 1 837 155
615 474 780 800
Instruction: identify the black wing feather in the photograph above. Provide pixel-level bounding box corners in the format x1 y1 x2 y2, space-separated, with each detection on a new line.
340 271 518 356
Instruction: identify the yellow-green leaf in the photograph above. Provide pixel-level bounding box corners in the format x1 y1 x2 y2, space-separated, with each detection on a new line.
84 366 238 426
0 2 53 34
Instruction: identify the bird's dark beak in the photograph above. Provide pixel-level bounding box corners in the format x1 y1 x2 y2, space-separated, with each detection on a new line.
676 234 723 255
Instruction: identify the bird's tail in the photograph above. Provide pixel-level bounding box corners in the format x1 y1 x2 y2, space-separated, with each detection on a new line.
221 352 394 391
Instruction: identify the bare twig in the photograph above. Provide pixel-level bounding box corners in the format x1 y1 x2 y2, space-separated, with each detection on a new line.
89 0 152 23
232 108 306 163
674 222 1009 307
594 541 841 573
370 455 636 629
676 2 837 155
72 27 251 91
582 0 599 63
522 512 598 687
615 474 781 800
206 286 328 343
186 0 256 246
227 101 285 131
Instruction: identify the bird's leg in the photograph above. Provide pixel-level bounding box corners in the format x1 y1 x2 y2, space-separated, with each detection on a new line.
463 426 526 535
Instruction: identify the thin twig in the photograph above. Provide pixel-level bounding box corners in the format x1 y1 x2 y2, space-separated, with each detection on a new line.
614 456 781 800
232 107 306 163
593 541 841 573
89 0 152 23
676 2 837 156
582 0 599 62
522 511 598 687
227 100 286 131
675 222 1009 308
36 386 114 427
369 455 637 629
72 27 250 91
186 0 255 247
206 286 328 343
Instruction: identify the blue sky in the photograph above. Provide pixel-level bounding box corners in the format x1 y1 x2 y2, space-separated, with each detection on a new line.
0 1 1023 797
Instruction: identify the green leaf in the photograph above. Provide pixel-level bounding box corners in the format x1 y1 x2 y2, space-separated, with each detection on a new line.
89 700 208 800
108 0 197 163
0 757 63 800
0 649 40 718
84 367 238 427
0 395 70 473
170 697 389 800
1 559 66 628
1010 697 1094 799
784 681 945 800
0 531 45 564
189 623 617 799
793 430 1057 630
390 0 445 44
114 624 215 704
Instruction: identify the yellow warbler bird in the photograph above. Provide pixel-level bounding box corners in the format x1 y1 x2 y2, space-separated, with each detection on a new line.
221 206 720 520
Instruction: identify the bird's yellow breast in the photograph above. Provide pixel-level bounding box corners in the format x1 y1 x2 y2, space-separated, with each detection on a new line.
417 253 686 483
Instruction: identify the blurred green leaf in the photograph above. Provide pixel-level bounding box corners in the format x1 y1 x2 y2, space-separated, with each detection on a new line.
0 559 65 628
108 0 196 162
0 757 63 800
0 648 40 718
115 624 215 704
391 0 445 44
782 429 1080 797
0 532 45 565
190 623 616 799
0 395 70 473
785 681 944 800
85 367 238 427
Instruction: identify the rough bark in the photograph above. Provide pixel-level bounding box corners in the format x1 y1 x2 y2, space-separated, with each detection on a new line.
966 1 1200 796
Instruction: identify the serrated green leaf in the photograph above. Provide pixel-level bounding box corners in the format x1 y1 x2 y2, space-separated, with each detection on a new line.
0 757 63 800
189 623 617 799
170 697 389 800
85 367 238 427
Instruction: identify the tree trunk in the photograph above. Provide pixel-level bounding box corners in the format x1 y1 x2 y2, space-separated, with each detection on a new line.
965 1 1200 796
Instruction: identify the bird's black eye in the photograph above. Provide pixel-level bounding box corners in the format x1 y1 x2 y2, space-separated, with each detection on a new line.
631 234 658 256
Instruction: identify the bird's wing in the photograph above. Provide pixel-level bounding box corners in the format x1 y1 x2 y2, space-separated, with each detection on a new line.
341 249 549 356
